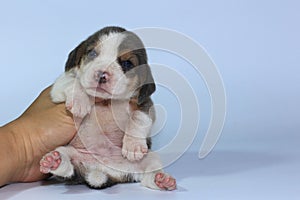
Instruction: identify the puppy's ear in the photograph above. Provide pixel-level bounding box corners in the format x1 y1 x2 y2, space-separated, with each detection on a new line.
138 83 156 105
137 65 156 105
65 41 87 71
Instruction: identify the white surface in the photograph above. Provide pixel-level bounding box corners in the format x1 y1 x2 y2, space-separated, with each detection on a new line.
0 0 299 149
1 148 300 200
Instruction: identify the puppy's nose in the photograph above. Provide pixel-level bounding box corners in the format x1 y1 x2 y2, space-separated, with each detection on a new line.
96 71 109 84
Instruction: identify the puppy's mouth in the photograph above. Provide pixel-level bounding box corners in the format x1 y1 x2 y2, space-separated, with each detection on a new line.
85 85 112 99
95 85 111 95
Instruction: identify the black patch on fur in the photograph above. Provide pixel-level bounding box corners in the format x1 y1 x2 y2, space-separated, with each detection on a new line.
65 26 127 71
122 173 137 183
86 177 117 190
138 83 156 105
134 65 156 105
146 137 152 149
54 170 84 185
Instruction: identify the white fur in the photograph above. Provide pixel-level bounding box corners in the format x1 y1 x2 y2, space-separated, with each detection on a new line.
79 33 129 99
51 68 93 118
50 68 77 103
85 170 108 188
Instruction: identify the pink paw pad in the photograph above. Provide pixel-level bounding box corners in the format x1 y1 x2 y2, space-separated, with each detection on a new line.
40 151 61 174
155 173 177 191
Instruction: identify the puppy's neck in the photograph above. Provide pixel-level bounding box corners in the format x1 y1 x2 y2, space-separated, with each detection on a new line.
94 97 139 108
95 98 111 106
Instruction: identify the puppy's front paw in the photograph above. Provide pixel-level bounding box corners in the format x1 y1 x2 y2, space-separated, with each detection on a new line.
40 150 74 178
122 135 148 162
66 93 91 118
40 151 61 174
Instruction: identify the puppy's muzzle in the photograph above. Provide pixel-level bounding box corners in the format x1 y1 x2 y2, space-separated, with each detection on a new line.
96 71 109 84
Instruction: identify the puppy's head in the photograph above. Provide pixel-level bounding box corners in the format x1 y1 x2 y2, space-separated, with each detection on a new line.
66 26 155 105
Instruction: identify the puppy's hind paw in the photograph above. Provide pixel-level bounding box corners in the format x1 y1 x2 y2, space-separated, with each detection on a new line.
155 173 177 191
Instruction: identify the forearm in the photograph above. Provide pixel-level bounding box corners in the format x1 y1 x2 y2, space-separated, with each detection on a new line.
0 86 76 187
0 122 21 186
125 110 153 138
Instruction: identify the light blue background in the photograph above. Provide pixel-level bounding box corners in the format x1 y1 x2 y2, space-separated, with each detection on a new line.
1 1 300 199
0 0 299 160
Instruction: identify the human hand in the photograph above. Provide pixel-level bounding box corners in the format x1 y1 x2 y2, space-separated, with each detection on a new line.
0 86 76 185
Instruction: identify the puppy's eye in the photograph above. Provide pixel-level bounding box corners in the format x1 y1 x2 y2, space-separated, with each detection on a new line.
87 50 97 59
119 60 134 72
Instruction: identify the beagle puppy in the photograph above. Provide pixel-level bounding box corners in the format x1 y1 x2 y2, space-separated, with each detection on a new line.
39 26 176 190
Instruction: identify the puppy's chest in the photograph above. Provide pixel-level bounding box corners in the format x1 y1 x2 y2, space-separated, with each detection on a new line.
94 100 131 133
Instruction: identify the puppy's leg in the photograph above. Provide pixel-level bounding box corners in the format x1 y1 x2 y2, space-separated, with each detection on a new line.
51 69 92 118
84 165 117 189
40 146 76 178
139 152 177 191
65 82 93 119
50 70 76 103
122 111 152 161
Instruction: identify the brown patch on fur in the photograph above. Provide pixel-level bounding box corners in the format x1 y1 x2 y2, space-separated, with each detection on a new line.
118 50 139 67
129 98 139 111
97 99 111 107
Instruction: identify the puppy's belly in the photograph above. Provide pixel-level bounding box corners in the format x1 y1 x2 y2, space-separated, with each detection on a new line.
69 102 131 167
70 132 143 175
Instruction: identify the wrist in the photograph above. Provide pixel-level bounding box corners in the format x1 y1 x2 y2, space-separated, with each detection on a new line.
0 122 20 185
0 118 32 183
